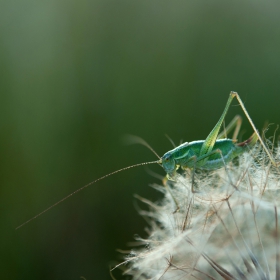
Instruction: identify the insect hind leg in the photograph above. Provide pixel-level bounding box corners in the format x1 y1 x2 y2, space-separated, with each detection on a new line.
230 92 276 166
218 115 242 141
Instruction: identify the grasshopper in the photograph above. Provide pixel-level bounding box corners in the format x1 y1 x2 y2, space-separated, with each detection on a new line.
16 92 276 229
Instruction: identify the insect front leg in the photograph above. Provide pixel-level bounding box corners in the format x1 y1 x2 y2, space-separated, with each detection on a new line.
163 167 190 213
162 178 180 213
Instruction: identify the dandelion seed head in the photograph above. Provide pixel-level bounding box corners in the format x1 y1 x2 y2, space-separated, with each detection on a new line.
119 144 280 279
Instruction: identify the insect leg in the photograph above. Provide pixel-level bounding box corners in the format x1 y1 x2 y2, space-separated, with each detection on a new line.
230 92 277 166
191 156 198 193
199 93 236 160
163 172 192 212
185 151 220 193
164 180 180 213
218 115 242 141
192 149 236 192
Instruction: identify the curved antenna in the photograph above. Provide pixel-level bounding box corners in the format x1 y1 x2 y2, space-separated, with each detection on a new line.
165 134 176 148
123 134 161 159
16 160 160 230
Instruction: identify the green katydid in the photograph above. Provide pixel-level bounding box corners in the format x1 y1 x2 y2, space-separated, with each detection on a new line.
160 92 276 185
16 91 276 229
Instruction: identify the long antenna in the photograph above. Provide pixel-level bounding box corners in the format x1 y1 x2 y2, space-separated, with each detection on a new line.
16 160 160 230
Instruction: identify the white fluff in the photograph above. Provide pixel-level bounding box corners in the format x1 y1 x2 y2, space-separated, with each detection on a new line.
119 144 280 279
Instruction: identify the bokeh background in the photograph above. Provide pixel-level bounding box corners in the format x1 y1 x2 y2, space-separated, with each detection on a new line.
1 1 280 279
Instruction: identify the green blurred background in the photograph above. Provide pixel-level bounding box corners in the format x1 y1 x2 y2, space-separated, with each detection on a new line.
1 1 280 279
